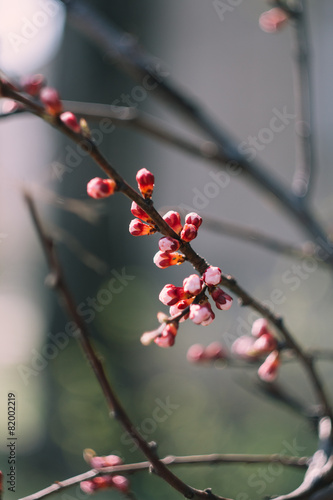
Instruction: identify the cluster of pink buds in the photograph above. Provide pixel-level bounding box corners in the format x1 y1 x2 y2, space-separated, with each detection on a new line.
187 342 228 363
126 168 233 347
231 318 280 382
81 449 129 495
259 7 289 33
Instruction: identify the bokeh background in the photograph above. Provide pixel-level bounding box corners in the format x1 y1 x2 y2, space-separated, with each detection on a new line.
1 1 333 499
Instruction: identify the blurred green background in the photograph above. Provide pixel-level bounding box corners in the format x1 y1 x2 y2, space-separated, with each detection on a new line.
1 1 333 499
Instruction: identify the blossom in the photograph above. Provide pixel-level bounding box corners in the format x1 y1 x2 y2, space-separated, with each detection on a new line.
87 177 117 199
203 266 222 286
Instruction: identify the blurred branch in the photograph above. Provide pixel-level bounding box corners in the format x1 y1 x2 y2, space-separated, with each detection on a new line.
289 0 316 199
19 453 309 500
58 0 333 265
24 190 230 500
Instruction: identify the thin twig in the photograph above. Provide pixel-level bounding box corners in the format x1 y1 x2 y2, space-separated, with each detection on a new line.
289 0 316 199
18 453 309 500
24 190 230 500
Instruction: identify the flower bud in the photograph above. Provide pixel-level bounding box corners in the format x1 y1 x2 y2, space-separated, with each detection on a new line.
90 454 123 468
211 287 233 310
169 298 193 321
130 201 152 222
136 168 154 198
112 475 130 493
159 284 186 306
60 111 81 133
163 211 183 234
180 223 198 242
203 266 222 286
258 351 280 382
154 323 178 348
231 335 258 360
158 236 180 253
187 344 205 362
129 219 155 236
259 8 289 33
87 177 117 199
252 333 277 355
204 341 227 361
40 86 62 115
189 302 215 325
21 74 45 96
251 318 269 338
153 251 185 269
183 274 203 296
80 480 96 494
185 212 202 228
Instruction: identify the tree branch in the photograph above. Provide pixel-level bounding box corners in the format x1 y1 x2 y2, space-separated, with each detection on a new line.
19 453 308 500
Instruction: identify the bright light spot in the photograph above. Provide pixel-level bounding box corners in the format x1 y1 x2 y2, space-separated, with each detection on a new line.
0 0 65 76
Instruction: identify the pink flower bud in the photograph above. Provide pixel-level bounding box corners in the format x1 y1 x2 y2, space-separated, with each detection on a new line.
180 223 198 242
21 74 46 96
159 284 186 306
40 86 62 115
1 99 19 114
136 168 154 198
252 333 277 355
163 211 183 234
130 201 152 222
129 218 155 236
204 341 227 361
231 335 259 360
60 111 81 133
153 251 185 269
158 236 180 253
87 177 117 199
80 480 96 494
211 287 233 310
154 323 178 348
203 266 222 286
185 212 202 228
112 475 130 493
169 298 193 321
183 274 203 296
102 455 123 467
251 318 269 338
189 302 215 325
258 351 280 382
187 344 205 362
93 477 111 490
259 8 289 33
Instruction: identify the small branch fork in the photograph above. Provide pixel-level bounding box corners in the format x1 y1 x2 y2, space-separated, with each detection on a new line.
19 453 309 500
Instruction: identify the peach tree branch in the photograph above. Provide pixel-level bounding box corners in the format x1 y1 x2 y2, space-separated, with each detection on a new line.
18 453 309 500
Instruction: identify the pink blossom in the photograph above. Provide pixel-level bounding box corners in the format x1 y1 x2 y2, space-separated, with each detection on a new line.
183 274 203 296
163 211 183 234
259 8 289 33
185 212 202 228
136 168 154 198
129 219 154 236
187 344 205 362
231 335 259 360
130 201 152 222
158 236 180 253
180 223 198 242
189 302 214 325
251 318 269 338
159 284 186 306
211 287 233 310
87 177 117 199
258 351 280 382
153 251 185 269
203 266 222 286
